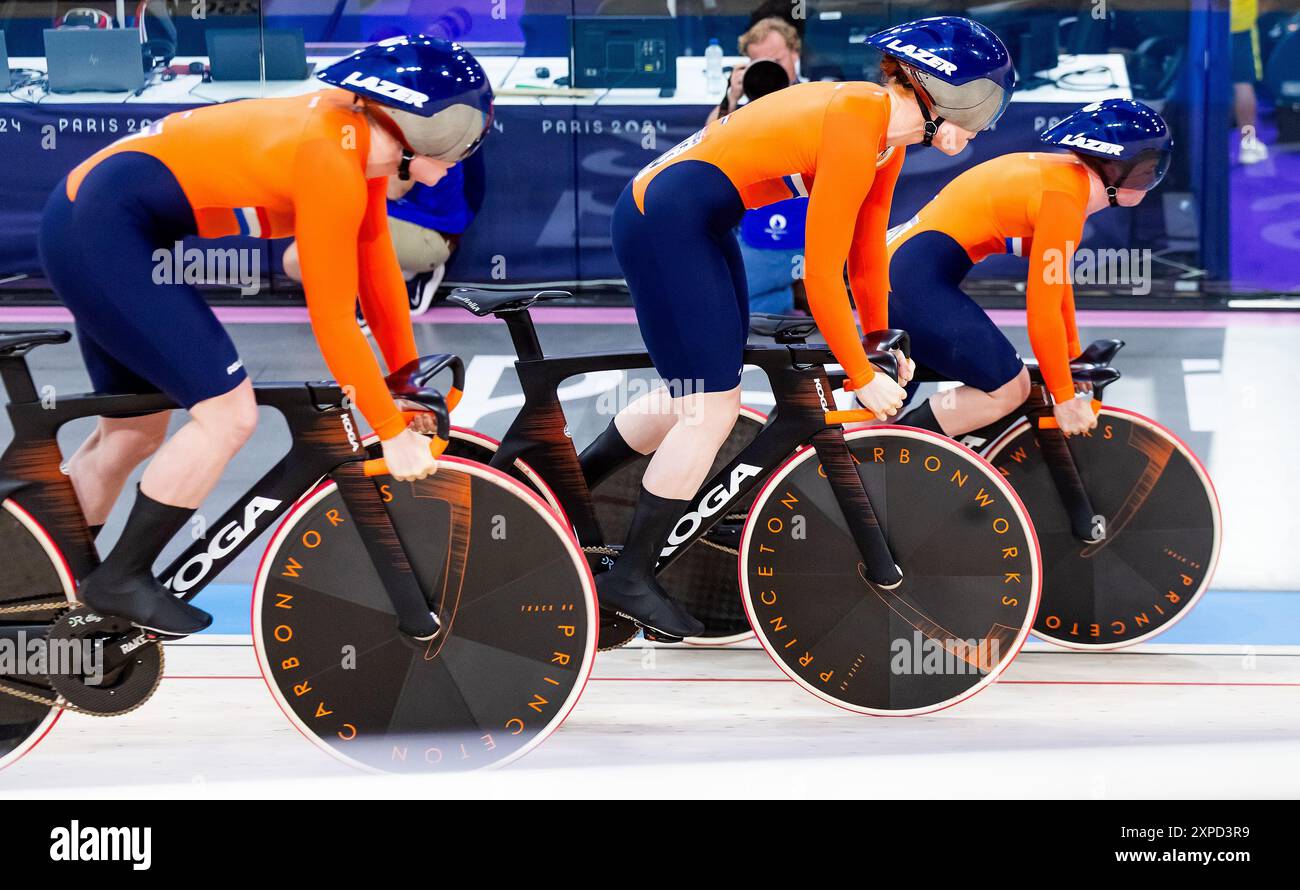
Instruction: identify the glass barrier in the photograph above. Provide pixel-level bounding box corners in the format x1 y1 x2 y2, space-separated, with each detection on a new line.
0 0 1293 299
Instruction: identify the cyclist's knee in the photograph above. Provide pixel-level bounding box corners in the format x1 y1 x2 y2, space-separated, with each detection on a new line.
97 413 169 461
677 387 741 438
192 381 258 449
992 367 1031 410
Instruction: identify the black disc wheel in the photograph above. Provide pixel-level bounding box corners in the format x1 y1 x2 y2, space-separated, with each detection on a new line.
253 458 597 772
983 408 1220 649
741 427 1040 715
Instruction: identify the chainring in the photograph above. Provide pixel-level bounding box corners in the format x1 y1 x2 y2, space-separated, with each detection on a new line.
45 608 165 716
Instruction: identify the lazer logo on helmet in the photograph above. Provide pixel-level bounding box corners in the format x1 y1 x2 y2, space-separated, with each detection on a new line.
881 40 957 76
660 463 763 557
1059 133 1124 156
164 497 282 593
339 71 429 108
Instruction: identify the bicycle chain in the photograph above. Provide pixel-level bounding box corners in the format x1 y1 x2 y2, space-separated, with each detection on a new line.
0 599 69 615
0 599 162 717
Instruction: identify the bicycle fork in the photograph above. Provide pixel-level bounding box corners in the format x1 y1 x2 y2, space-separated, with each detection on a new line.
811 430 904 589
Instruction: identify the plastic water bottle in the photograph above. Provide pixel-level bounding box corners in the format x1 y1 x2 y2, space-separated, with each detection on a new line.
705 38 724 96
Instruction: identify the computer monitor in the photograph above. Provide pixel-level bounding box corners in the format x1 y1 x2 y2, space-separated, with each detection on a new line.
206 28 314 81
972 8 1060 90
570 17 676 93
803 10 890 82
44 29 147 93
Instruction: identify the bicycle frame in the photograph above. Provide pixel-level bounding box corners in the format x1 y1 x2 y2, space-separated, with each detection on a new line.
0 346 440 644
482 308 902 585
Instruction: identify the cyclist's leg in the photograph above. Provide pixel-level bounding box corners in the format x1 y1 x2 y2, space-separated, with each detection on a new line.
617 163 746 499
41 154 256 633
583 164 745 486
41 182 174 529
65 412 170 530
888 231 1029 436
595 163 747 638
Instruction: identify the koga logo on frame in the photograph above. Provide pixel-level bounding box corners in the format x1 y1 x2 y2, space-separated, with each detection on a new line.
49 821 151 871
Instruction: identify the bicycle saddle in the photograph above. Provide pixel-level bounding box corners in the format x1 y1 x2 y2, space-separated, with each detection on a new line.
0 329 71 356
445 288 571 317
749 314 818 342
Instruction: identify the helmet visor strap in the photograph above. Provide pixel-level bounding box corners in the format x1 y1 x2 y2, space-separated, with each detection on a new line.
914 92 943 147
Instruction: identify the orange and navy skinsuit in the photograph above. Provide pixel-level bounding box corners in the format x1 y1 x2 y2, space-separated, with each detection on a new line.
886 152 1091 404
613 81 903 395
39 90 415 440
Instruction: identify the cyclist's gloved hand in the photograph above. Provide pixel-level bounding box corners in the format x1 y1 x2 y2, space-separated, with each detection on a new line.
382 428 439 481
1053 395 1098 437
854 374 906 422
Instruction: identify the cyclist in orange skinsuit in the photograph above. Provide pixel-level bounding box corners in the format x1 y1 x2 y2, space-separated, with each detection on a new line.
38 37 492 636
886 152 1091 430
63 91 421 441
887 105 1171 441
578 17 1018 640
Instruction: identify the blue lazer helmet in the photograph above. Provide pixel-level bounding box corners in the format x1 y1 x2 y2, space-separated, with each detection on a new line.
866 16 1016 145
1040 99 1172 200
318 35 494 165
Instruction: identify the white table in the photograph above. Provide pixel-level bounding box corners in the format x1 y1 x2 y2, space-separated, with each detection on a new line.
2 52 1130 107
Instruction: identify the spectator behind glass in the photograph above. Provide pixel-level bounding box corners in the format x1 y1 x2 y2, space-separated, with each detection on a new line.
709 16 802 123
1232 0 1270 163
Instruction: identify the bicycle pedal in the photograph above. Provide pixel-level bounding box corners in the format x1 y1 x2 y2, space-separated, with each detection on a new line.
641 627 684 645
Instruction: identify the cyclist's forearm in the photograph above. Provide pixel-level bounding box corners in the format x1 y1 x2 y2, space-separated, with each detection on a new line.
307 301 407 440
358 252 419 372
804 272 874 388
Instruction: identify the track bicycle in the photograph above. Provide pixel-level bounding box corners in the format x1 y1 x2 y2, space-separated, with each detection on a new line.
440 288 1042 714
752 316 1222 650
0 329 597 773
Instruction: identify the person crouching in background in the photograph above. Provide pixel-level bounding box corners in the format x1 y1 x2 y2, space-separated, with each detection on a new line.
283 150 483 320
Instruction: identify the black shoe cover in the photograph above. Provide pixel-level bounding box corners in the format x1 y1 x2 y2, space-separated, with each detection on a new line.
79 569 213 637
597 571 704 641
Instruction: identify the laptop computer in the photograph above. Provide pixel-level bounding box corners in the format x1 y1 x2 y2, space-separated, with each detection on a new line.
44 28 147 93
206 28 314 81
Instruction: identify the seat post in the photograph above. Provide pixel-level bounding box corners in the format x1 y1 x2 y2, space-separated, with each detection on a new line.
501 310 544 362
0 355 39 404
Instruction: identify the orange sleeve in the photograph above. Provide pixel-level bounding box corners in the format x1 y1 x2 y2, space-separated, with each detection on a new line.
1026 190 1088 403
1062 281 1083 360
848 145 904 334
804 91 889 390
357 177 419 376
292 138 407 440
